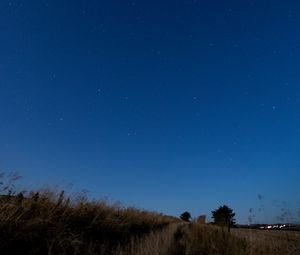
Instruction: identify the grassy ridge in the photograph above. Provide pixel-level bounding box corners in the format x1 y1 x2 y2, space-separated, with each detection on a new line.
0 190 178 255
1 173 300 255
1 190 300 255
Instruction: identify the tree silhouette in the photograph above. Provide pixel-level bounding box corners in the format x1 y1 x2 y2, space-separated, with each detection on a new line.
180 211 191 222
211 205 235 232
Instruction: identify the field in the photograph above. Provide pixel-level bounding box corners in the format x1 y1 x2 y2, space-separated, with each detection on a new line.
1 174 300 255
0 189 179 255
232 228 300 255
2 188 299 255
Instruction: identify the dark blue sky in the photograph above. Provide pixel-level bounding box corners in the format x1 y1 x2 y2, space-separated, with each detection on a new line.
1 0 300 223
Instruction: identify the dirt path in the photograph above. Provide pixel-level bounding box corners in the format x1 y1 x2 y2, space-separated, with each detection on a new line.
115 222 187 255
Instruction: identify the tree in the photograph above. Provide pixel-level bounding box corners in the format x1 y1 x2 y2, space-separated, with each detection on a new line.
211 205 235 232
180 211 191 222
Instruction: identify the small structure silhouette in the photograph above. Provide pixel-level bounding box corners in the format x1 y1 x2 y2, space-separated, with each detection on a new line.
197 215 206 224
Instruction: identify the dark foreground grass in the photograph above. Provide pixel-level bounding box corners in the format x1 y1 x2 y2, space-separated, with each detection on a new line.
1 173 299 255
2 190 300 255
0 189 178 255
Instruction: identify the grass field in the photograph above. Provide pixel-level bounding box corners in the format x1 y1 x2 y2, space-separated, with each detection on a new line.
0 189 178 255
1 173 300 255
1 189 300 255
232 228 300 255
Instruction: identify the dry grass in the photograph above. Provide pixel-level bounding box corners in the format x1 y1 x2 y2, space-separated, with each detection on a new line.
179 223 248 255
174 223 300 255
2 190 300 255
232 228 300 255
115 223 181 255
0 188 178 255
1 172 300 255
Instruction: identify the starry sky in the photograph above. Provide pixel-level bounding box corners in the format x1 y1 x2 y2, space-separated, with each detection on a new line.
1 0 300 224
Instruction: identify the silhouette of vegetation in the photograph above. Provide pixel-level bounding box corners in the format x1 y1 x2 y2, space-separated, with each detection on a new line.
0 190 180 254
180 211 191 222
1 172 300 255
212 205 236 232
0 171 179 255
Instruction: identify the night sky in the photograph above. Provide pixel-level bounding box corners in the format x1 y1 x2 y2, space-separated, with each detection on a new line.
1 0 300 224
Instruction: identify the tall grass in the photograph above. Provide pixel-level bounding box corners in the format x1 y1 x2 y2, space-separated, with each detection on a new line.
0 185 178 255
177 222 300 255
1 172 300 255
115 223 181 255
232 228 300 255
178 223 248 255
